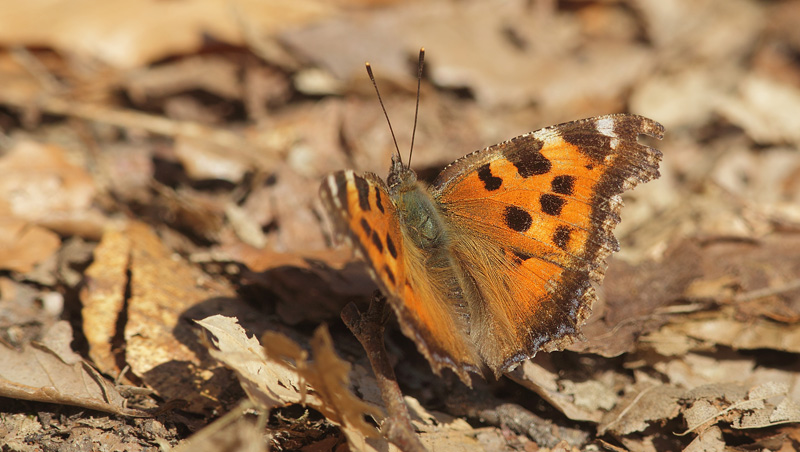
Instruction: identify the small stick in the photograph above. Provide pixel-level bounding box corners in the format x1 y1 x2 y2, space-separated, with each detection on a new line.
341 294 427 452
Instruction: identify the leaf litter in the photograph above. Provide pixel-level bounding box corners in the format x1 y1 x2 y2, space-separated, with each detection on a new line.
0 0 799 450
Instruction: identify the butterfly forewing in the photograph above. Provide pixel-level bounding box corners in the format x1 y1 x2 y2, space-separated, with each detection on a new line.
432 114 663 374
321 171 404 295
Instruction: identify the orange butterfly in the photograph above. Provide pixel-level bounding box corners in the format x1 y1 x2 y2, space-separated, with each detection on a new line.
320 52 663 385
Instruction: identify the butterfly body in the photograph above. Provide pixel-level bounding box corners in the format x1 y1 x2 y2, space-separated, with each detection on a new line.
321 114 663 385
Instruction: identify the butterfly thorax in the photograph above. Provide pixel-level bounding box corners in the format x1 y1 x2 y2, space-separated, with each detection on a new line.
388 161 447 251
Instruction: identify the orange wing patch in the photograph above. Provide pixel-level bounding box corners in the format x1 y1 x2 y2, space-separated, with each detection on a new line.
434 114 663 374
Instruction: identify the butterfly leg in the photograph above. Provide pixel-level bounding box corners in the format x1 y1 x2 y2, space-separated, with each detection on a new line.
341 299 427 452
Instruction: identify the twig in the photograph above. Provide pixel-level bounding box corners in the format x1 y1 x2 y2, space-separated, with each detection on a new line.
341 294 427 452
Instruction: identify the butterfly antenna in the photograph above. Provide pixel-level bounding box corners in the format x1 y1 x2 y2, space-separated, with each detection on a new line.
366 61 403 167
408 47 424 168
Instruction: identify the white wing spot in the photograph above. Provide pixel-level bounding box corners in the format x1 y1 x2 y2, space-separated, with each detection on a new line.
327 176 341 208
596 117 616 138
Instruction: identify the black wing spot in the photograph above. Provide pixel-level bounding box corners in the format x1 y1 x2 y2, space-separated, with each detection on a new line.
477 163 502 191
374 186 384 213
355 176 371 211
360 218 372 236
540 194 565 216
371 232 384 253
384 266 396 285
551 175 575 195
386 234 398 259
504 206 533 232
553 225 571 250
510 148 551 177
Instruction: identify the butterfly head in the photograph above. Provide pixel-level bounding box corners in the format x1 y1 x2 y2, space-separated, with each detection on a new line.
387 153 417 194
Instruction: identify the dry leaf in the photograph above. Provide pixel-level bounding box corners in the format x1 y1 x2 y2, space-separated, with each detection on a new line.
81 228 130 375
124 222 238 413
0 321 142 416
198 315 383 451
0 141 95 222
717 75 800 145
0 0 336 68
281 0 652 113
508 357 610 423
171 404 268 452
598 381 684 436
197 315 314 410
683 425 725 452
0 215 61 273
265 325 384 443
682 382 800 433
663 308 800 354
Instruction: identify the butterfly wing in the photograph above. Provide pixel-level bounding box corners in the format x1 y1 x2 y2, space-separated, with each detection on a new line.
320 170 482 384
431 114 663 375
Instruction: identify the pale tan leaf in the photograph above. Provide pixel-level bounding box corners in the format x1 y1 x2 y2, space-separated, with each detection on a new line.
197 315 313 410
0 321 142 416
81 227 131 375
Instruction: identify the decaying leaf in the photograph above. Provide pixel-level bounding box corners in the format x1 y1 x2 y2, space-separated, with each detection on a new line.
123 222 239 413
81 227 131 375
0 0 337 69
198 315 383 451
171 401 268 452
290 325 383 437
599 380 800 438
508 356 615 423
197 315 314 411
0 141 95 222
0 321 143 416
682 382 800 433
666 309 800 354
0 215 61 273
599 381 684 436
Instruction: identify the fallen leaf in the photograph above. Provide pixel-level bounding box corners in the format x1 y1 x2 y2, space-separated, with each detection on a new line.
598 381 684 435
682 382 800 433
0 141 95 222
198 315 384 451
0 216 61 273
81 227 131 375
124 222 238 414
281 0 653 113
171 404 268 452
717 75 800 145
508 356 612 423
0 321 143 416
0 0 337 69
197 315 314 411
683 425 725 452
266 324 384 443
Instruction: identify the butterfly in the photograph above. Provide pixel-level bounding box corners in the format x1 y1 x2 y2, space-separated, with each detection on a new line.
320 56 663 386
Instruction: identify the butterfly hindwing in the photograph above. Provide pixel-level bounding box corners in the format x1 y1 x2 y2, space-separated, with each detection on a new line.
432 114 664 374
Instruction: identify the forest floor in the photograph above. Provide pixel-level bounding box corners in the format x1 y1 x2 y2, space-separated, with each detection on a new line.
1 1 799 451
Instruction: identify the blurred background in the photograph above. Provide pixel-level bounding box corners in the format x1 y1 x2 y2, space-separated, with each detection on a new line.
0 0 799 451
